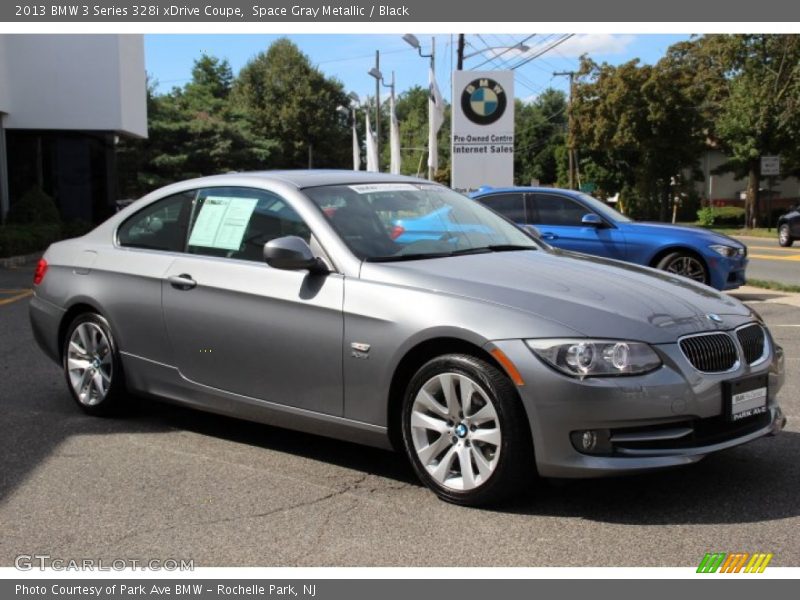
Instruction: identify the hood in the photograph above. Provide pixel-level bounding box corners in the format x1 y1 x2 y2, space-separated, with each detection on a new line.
626 222 745 248
360 249 753 344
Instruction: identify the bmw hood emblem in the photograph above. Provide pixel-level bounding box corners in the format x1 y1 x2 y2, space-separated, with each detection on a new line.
706 313 723 323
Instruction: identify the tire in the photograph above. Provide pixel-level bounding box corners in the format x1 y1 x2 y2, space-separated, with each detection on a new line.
778 224 794 247
62 312 127 416
656 251 709 285
401 353 534 506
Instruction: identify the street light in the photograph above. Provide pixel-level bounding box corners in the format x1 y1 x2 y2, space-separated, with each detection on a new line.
402 34 420 50
367 56 383 169
462 42 530 61
402 34 436 179
403 33 433 62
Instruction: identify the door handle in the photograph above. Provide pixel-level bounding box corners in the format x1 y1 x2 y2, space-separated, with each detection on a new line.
167 274 197 290
541 232 558 240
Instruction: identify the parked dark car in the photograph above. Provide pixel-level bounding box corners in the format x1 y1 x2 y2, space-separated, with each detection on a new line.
471 187 748 290
777 204 800 247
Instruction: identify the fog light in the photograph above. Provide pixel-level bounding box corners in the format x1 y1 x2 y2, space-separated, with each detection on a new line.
570 429 612 455
581 430 597 451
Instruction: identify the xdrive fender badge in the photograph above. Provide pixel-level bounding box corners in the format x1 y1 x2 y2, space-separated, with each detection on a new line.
350 342 371 359
461 78 508 126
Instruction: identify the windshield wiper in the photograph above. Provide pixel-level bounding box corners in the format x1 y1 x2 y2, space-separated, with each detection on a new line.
366 252 455 262
365 245 536 262
483 244 538 252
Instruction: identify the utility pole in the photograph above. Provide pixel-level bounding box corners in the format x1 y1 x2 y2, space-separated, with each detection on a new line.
457 34 465 70
428 37 436 181
374 50 381 170
554 70 576 190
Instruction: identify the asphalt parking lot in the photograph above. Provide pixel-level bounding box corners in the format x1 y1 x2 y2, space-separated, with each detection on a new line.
1 263 799 567
736 235 800 286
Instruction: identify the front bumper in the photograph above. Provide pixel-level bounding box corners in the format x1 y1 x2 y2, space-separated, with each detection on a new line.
712 254 747 291
488 331 785 478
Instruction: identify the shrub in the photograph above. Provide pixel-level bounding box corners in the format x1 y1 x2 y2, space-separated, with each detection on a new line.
6 186 61 225
696 207 715 227
696 206 746 228
0 223 62 257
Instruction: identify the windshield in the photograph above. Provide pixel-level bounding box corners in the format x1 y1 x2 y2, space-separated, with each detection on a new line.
305 183 540 261
576 193 632 223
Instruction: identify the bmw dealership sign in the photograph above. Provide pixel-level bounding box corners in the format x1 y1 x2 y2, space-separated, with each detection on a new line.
452 70 514 193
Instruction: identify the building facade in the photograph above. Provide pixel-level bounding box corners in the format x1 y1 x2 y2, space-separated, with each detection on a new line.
0 35 147 224
698 149 800 217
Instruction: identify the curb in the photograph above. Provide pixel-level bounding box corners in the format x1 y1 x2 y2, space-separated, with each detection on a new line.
729 285 800 309
0 251 43 269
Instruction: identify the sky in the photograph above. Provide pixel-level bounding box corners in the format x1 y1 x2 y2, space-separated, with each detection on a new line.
144 33 692 103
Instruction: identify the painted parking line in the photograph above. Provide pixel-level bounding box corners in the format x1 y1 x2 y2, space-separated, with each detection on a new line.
748 253 800 261
746 245 800 252
0 289 33 306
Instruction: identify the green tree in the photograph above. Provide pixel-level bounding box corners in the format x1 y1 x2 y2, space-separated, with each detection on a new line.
514 89 567 186
571 56 706 219
233 38 350 169
667 35 800 226
374 85 451 178
118 57 276 197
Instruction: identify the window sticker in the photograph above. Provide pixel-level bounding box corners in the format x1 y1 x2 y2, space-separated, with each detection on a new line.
348 183 419 194
188 196 258 250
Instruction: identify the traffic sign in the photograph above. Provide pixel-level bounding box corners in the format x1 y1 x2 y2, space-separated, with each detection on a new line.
761 156 780 176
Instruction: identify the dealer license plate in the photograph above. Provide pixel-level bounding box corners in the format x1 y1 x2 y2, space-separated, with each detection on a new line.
725 375 768 422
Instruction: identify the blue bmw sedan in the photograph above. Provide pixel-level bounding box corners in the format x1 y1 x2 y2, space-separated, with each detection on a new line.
471 187 747 290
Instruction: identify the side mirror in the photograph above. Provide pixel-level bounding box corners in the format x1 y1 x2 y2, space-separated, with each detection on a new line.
581 213 603 227
520 224 542 239
264 236 328 273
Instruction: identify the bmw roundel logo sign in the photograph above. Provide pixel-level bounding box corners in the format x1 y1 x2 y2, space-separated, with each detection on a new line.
461 78 508 126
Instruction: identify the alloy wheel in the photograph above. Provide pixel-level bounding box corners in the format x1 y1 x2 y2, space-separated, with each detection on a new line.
67 322 113 406
779 225 790 246
409 372 501 491
664 255 707 283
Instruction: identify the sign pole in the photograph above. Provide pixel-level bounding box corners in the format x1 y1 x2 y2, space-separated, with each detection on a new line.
760 156 780 232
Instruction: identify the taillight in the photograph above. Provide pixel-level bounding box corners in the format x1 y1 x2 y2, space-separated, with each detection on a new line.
389 225 405 240
33 258 48 285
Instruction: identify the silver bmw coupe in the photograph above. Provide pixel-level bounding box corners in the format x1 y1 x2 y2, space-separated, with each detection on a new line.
30 171 786 505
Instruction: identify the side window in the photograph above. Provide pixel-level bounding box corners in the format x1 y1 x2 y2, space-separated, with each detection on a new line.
187 187 312 262
477 193 526 223
532 194 589 226
118 191 195 251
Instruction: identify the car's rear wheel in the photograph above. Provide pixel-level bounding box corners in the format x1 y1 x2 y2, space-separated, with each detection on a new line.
778 224 794 247
657 251 709 285
401 354 534 506
63 313 127 416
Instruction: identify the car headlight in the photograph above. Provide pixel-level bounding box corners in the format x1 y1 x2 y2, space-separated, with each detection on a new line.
525 339 662 378
709 244 741 258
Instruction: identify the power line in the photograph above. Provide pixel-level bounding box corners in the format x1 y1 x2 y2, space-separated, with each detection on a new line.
470 33 538 70
508 34 576 70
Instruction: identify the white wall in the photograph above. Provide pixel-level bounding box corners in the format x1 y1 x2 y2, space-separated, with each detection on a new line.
0 36 11 113
0 35 146 138
697 150 800 200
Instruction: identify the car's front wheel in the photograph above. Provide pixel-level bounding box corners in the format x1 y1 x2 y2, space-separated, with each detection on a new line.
63 312 127 416
657 251 709 285
778 224 794 247
401 354 534 506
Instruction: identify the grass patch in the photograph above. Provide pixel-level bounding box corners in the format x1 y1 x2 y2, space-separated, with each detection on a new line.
710 227 777 239
746 279 800 293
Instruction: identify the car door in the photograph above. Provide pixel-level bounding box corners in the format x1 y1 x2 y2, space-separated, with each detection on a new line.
474 192 528 226
790 209 800 238
161 186 344 415
113 190 196 366
530 192 627 260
